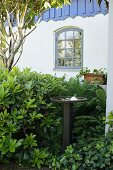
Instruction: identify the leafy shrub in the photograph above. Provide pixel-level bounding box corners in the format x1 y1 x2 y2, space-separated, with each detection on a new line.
66 77 106 141
48 133 113 170
0 68 107 168
0 67 67 167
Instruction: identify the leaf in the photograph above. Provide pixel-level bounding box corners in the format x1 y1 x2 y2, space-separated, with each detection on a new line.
16 115 24 120
9 139 23 153
13 84 22 93
1 147 9 155
30 112 43 121
15 139 23 148
25 81 33 90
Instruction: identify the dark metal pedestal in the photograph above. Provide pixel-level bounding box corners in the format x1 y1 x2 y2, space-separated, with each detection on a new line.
63 103 73 151
51 96 87 152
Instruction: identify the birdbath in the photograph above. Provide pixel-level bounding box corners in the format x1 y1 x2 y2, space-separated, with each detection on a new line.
51 96 87 151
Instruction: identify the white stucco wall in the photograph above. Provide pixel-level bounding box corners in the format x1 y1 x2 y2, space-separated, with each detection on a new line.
17 14 108 79
106 0 113 132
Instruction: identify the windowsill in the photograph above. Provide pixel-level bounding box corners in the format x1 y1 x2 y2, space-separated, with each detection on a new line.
53 68 82 72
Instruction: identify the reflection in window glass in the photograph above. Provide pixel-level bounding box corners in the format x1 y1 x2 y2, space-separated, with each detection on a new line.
65 40 73 48
58 58 64 66
58 32 65 40
65 58 73 66
66 31 73 39
58 41 65 49
74 31 82 39
56 28 83 68
74 49 81 58
73 58 81 66
65 49 73 58
74 40 81 48
58 49 65 58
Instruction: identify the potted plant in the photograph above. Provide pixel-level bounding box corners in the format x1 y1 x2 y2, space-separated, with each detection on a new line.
79 67 107 85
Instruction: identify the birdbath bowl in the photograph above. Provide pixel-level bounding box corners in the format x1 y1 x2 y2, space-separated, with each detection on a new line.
51 96 87 151
51 96 87 103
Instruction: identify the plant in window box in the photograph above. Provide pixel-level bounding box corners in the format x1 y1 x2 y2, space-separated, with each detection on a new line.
79 67 107 85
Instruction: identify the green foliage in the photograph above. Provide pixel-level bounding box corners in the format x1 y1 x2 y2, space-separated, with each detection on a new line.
23 134 37 149
77 67 107 85
31 148 48 169
0 67 66 167
66 77 106 141
79 67 107 77
73 115 104 142
0 0 70 70
66 77 106 118
0 67 107 169
0 58 4 68
0 136 23 155
48 133 113 170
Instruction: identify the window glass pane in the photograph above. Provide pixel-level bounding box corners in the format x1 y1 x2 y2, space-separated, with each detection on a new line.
58 49 65 58
58 40 65 49
73 58 81 66
65 40 73 48
74 40 81 48
65 58 73 66
74 49 81 58
56 29 83 68
65 49 73 58
58 58 64 66
74 31 82 39
66 31 73 39
58 32 65 40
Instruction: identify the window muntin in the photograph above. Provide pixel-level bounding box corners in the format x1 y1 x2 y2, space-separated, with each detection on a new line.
55 28 83 69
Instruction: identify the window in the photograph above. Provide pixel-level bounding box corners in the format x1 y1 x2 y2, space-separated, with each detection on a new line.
55 28 83 69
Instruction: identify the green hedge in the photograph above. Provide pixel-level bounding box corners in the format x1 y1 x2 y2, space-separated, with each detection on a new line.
0 68 67 168
0 67 107 169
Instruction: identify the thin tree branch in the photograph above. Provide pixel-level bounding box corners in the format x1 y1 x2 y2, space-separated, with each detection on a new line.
0 33 10 47
0 50 7 59
0 25 9 37
16 9 20 27
12 38 25 68
4 6 15 42
6 9 13 33
12 49 23 68
9 4 18 15
24 26 37 38
0 54 4 60
20 0 29 27
3 48 9 54
13 35 25 57
25 16 41 38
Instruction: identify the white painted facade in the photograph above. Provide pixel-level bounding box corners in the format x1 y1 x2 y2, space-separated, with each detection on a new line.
106 0 113 132
17 14 108 79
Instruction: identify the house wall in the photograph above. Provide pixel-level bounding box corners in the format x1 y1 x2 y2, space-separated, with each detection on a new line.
106 0 113 132
17 14 108 79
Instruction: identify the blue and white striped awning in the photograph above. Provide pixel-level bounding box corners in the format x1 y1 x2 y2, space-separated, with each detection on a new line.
36 0 108 22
